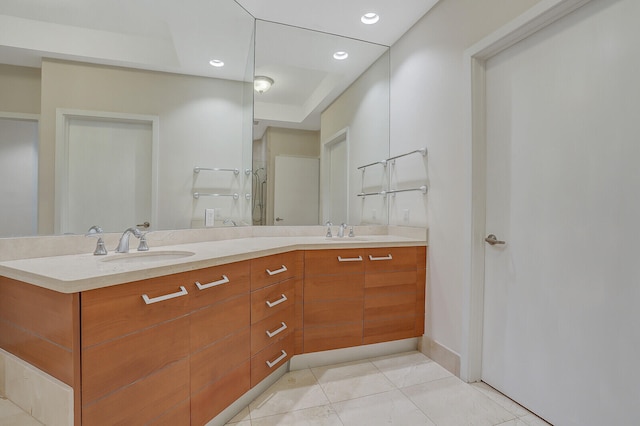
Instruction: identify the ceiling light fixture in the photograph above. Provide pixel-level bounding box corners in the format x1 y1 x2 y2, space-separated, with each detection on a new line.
209 59 224 67
254 76 274 93
333 51 349 60
361 12 380 25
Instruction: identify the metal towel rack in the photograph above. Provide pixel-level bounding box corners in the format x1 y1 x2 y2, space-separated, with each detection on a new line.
194 167 252 176
357 147 427 170
357 185 428 198
193 192 251 200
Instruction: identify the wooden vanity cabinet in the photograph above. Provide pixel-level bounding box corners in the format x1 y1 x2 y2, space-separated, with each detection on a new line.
363 246 426 344
188 261 251 425
80 271 192 425
80 260 252 426
303 248 366 353
249 251 301 386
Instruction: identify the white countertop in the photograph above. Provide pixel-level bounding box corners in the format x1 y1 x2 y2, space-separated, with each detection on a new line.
0 234 426 293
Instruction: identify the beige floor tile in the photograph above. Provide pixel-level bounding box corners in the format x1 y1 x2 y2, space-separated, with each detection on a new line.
332 389 436 426
0 398 42 426
250 405 343 426
249 369 330 419
371 351 452 388
403 376 516 426
226 406 250 424
311 360 395 403
520 413 553 425
495 420 530 426
471 382 531 417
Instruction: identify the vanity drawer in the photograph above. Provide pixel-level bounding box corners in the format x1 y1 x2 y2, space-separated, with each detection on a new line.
81 272 191 348
251 333 294 387
251 305 294 356
251 251 302 290
251 278 296 324
363 315 418 345
364 247 420 272
189 260 250 310
305 249 365 276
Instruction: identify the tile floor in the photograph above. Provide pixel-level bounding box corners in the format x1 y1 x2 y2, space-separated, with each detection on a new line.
225 351 551 426
0 351 551 426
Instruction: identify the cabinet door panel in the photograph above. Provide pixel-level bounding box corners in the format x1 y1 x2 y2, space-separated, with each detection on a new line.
365 292 417 318
82 358 190 425
190 294 249 352
189 260 250 310
365 247 418 272
305 249 365 276
363 316 417 345
365 270 417 289
82 315 190 404
251 278 296 324
191 360 251 426
82 273 190 347
304 299 363 326
304 274 364 301
303 322 363 353
147 399 190 426
191 327 250 394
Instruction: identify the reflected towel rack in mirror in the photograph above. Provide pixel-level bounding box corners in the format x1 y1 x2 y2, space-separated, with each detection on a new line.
357 147 427 170
192 192 251 200
194 167 252 176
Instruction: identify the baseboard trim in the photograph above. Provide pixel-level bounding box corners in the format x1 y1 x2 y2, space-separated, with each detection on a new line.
419 336 461 378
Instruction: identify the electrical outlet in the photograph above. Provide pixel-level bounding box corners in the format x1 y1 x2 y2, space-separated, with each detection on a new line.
205 209 215 227
403 209 410 223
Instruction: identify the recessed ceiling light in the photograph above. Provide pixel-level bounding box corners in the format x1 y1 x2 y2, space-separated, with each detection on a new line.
333 51 349 60
361 12 380 25
209 59 224 67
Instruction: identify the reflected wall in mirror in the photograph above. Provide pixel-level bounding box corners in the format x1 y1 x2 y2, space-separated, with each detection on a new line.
0 0 255 237
252 20 390 226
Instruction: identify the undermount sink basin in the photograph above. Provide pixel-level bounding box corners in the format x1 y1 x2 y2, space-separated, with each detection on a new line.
327 237 369 242
101 250 195 264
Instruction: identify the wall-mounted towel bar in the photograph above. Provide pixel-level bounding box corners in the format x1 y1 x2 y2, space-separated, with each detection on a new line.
194 167 252 175
387 147 427 162
193 192 251 200
357 147 427 170
357 185 428 198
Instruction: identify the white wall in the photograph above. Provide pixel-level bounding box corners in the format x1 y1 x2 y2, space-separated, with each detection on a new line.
389 0 541 361
321 51 390 226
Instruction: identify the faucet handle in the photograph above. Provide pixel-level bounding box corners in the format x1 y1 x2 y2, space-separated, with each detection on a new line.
325 221 333 238
85 225 107 255
349 226 355 238
137 233 149 251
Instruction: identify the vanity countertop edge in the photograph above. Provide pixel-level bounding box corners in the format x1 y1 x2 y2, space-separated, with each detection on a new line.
0 233 427 294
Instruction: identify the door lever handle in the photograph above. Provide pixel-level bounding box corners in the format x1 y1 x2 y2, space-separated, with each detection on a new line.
485 234 506 245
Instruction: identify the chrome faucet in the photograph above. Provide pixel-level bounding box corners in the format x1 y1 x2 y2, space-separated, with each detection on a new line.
325 221 333 238
115 227 143 253
338 223 347 238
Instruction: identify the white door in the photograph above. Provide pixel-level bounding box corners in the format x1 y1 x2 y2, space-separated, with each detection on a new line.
327 135 348 224
273 156 319 225
0 117 38 236
483 1 640 425
65 117 153 234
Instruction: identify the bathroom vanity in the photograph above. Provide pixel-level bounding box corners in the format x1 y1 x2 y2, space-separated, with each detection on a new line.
0 228 426 426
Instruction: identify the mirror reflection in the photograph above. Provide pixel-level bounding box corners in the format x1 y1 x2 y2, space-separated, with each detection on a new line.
0 0 390 237
252 20 390 226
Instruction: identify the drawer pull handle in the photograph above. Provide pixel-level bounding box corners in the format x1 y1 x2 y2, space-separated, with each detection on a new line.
266 322 288 338
266 265 288 276
369 254 393 261
142 286 188 305
266 294 288 308
195 275 229 290
337 255 363 262
266 350 288 368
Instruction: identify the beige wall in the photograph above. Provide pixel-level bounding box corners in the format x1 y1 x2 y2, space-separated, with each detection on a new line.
0 64 40 114
389 0 542 365
265 127 320 225
39 59 250 233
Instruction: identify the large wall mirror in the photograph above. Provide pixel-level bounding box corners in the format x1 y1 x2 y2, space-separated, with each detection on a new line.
0 0 390 238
